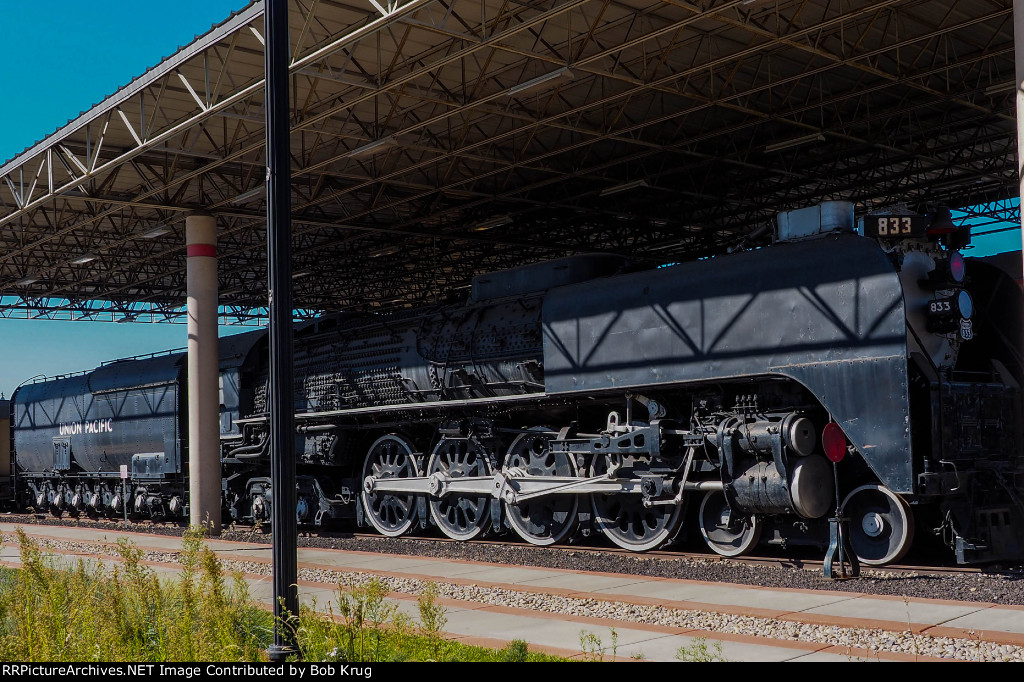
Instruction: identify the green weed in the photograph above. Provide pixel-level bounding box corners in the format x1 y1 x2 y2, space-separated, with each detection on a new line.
0 529 567 663
675 637 729 662
579 627 618 661
0 527 270 661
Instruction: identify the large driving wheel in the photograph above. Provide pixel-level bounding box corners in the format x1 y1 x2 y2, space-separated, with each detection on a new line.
427 437 492 541
502 428 579 546
590 454 684 551
842 484 915 566
360 434 421 537
698 490 762 557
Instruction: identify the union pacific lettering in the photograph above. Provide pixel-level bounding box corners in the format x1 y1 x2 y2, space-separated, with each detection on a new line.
58 419 114 435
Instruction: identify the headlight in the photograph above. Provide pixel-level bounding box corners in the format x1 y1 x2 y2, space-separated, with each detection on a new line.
949 252 966 283
956 289 973 319
927 290 974 333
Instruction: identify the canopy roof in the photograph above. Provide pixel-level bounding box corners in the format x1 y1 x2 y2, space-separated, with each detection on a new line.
0 0 1017 323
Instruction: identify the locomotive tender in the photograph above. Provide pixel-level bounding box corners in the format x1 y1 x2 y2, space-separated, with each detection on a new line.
7 201 1023 566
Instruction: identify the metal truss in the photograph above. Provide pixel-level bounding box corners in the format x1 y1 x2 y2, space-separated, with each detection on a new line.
952 197 1020 239
0 0 1018 323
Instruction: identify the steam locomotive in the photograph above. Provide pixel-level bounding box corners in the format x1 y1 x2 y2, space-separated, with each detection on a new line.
7 200 1023 566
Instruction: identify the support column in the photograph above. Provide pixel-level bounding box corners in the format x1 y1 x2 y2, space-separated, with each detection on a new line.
265 0 298 660
1016 2 1024 402
186 213 221 536
1016 1 1024 256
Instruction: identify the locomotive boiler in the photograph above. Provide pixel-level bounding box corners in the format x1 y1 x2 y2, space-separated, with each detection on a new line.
7 200 1023 567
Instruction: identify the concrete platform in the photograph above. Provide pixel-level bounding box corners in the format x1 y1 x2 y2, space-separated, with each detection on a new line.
1 522 1022 662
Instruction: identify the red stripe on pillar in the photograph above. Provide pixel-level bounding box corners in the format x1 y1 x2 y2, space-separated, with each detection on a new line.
187 244 217 258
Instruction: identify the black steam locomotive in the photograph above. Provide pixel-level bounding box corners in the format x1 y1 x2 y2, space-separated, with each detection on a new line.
7 201 1023 566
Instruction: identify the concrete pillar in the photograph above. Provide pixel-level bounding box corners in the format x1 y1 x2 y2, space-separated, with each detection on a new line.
186 213 221 536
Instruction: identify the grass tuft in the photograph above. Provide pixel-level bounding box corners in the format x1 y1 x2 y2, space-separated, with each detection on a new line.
0 527 271 662
675 637 729 662
0 530 567 663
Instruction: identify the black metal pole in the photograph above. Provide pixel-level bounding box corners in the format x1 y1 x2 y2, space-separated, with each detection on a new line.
264 0 298 661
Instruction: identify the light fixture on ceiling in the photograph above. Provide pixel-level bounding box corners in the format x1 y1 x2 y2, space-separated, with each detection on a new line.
369 244 402 258
72 255 96 265
474 215 512 231
600 179 649 197
230 186 265 204
763 133 826 153
344 136 397 159
506 67 574 96
139 225 170 238
645 241 682 252
292 271 312 279
984 81 1017 96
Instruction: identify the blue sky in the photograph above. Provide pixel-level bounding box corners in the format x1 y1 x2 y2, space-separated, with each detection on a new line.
0 1 249 396
0 1 1020 396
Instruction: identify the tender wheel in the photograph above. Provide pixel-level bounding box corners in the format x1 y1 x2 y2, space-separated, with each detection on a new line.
360 434 421 537
590 455 684 551
67 492 84 519
502 428 578 546
842 484 915 566
427 436 492 541
698 490 762 557
105 495 121 519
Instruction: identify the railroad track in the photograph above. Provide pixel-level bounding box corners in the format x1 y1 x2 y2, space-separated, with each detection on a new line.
0 511 998 582
338 530 983 578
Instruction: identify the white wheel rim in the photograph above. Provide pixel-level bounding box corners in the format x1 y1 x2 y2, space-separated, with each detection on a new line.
590 457 684 552
841 484 914 566
360 434 421 537
427 437 492 541
502 429 579 546
698 491 761 557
